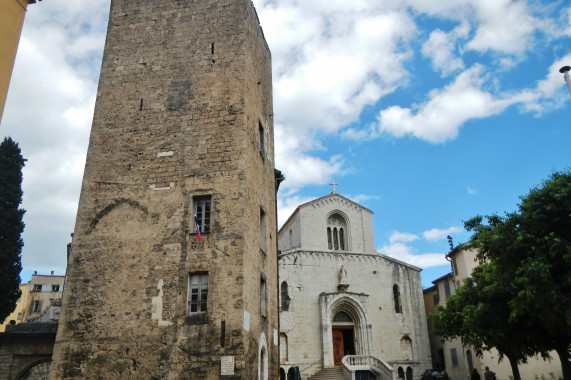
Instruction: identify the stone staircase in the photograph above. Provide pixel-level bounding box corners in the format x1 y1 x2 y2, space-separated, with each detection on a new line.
307 367 346 380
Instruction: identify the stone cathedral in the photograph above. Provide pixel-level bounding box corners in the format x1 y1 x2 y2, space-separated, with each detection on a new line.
49 1 279 379
278 190 432 379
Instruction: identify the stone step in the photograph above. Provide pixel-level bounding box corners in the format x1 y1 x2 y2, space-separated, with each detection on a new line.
308 367 346 380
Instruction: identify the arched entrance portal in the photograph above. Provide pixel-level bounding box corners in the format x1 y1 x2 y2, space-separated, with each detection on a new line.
320 292 372 368
332 311 356 366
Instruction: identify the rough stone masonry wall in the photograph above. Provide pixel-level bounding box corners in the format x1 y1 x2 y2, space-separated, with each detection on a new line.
49 0 277 379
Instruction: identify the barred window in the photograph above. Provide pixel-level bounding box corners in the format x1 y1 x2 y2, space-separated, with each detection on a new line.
187 273 208 314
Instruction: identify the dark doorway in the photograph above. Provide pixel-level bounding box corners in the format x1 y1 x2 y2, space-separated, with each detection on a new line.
332 326 355 366
356 370 377 380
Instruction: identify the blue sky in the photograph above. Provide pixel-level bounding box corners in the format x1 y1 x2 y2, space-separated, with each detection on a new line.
2 0 570 287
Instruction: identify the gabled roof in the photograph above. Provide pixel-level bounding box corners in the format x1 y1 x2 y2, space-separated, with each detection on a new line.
431 272 453 285
278 192 373 234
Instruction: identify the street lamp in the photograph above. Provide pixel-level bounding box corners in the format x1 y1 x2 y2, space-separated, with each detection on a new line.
560 66 571 97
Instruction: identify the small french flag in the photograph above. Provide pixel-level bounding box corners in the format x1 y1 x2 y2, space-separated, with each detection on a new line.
194 215 202 242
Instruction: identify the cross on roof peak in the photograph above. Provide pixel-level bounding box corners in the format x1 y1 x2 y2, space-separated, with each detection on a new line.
329 180 339 194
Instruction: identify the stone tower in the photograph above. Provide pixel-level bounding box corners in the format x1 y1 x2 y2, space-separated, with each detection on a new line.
49 1 278 379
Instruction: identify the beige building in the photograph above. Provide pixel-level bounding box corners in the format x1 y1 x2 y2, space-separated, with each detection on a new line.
49 0 278 379
278 191 432 380
0 273 64 332
0 0 36 123
0 283 30 332
27 272 65 319
425 247 563 380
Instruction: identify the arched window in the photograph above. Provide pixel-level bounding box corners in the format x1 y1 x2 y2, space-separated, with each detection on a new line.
327 214 347 251
287 367 297 380
281 281 290 311
333 311 353 323
398 367 404 379
280 368 286 380
258 334 268 380
333 228 339 250
393 284 402 313
406 367 413 380
259 346 268 380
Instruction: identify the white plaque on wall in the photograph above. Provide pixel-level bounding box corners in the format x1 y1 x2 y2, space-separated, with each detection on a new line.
273 329 278 345
243 311 250 331
221 356 235 375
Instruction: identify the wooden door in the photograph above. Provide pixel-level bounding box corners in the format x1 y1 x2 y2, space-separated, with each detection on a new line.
332 328 344 366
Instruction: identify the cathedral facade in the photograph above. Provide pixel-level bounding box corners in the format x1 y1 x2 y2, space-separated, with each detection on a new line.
49 1 278 379
278 191 432 379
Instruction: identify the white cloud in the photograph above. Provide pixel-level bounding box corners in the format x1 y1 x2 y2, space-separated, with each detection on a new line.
376 65 511 143
408 0 540 55
389 231 419 243
1 0 108 275
467 187 478 195
423 227 462 242
465 0 538 54
421 28 465 76
380 242 448 268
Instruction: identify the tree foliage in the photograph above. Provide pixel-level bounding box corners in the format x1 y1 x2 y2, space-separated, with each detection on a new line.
432 170 571 380
0 137 26 322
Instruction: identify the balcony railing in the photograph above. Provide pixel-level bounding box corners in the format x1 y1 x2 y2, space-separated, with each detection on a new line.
342 355 395 380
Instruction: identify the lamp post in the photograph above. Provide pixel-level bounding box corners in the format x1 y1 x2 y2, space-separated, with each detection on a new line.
560 66 571 97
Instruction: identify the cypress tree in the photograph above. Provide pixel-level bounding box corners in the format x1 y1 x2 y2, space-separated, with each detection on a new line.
0 137 26 322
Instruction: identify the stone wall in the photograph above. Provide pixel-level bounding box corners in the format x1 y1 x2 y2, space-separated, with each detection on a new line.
49 1 278 379
0 332 55 380
279 251 432 379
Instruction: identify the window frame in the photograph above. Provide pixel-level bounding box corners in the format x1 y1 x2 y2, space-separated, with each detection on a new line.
193 196 212 234
187 272 208 315
393 284 402 313
31 300 42 313
450 348 459 367
259 207 267 255
280 281 290 311
260 276 267 318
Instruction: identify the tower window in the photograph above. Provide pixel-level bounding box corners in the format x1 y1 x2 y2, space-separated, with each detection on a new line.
260 277 267 317
194 196 211 234
393 284 402 313
260 208 267 254
258 121 265 158
52 285 60 292
187 273 208 314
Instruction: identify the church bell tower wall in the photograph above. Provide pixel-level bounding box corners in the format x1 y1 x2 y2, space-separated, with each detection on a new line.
49 1 278 379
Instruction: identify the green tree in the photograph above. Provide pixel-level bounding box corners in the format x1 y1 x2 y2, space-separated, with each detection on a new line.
432 261 548 380
0 137 26 322
434 170 570 379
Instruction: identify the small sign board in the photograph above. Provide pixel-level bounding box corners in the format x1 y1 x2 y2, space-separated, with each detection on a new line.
221 356 235 375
